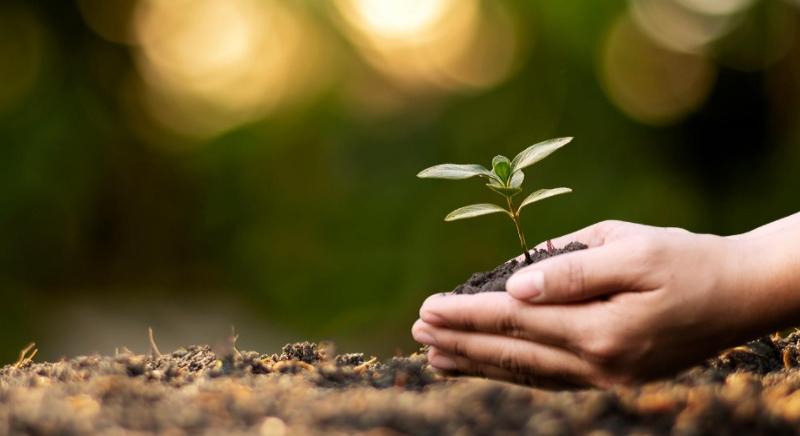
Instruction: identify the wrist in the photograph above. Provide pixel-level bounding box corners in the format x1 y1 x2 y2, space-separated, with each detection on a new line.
721 230 800 336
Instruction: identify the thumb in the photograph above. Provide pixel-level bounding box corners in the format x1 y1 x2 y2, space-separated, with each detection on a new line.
506 244 639 303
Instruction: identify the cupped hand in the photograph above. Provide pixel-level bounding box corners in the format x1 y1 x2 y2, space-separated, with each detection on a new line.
412 220 772 387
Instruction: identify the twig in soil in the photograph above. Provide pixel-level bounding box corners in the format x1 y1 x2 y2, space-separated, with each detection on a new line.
13 342 37 368
148 327 163 358
354 357 378 373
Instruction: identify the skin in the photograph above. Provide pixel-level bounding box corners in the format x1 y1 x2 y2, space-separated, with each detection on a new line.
411 213 800 388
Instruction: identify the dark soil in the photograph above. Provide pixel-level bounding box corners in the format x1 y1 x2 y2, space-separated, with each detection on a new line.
453 242 588 294
4 333 800 435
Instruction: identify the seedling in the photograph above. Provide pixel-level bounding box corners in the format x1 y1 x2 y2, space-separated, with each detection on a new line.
417 137 573 263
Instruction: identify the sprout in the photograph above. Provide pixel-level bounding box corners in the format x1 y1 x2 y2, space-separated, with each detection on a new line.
417 137 573 263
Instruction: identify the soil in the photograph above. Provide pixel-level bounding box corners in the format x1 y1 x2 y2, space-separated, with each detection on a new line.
4 244 800 435
3 333 800 435
453 242 588 294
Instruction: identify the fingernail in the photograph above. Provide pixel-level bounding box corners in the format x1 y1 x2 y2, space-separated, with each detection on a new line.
414 330 437 346
431 354 457 370
506 269 544 300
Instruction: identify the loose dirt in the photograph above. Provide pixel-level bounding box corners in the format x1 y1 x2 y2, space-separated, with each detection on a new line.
453 242 587 294
4 244 800 435
3 334 800 435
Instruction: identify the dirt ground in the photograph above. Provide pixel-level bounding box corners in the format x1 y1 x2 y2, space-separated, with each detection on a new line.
2 333 800 435
4 247 800 435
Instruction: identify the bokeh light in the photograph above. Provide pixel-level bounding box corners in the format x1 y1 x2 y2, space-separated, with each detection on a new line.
131 0 331 139
332 0 519 93
600 14 717 125
346 0 450 41
676 0 756 16
630 0 738 54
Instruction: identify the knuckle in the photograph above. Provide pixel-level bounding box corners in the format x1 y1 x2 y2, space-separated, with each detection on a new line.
497 347 526 373
472 364 490 379
494 299 524 336
664 226 690 235
448 334 467 357
595 220 623 235
563 260 587 300
566 318 596 349
597 219 622 229
627 235 663 264
496 315 521 337
581 335 624 364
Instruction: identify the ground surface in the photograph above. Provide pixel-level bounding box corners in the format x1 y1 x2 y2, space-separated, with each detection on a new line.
4 247 800 435
3 335 800 435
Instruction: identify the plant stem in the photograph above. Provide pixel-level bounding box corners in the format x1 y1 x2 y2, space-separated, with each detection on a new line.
506 196 532 263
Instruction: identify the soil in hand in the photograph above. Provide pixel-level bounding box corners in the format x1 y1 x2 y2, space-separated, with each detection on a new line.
453 241 587 294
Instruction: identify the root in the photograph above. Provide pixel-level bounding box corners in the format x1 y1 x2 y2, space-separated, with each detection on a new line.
148 327 163 358
13 342 38 369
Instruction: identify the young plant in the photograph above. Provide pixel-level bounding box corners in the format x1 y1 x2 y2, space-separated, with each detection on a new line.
417 137 573 263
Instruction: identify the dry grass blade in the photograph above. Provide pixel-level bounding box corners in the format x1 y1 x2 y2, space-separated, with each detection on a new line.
230 325 241 359
13 342 38 368
148 327 163 358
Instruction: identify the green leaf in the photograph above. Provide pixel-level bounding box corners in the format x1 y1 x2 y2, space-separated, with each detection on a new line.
444 203 510 221
417 163 494 180
491 155 512 183
487 184 522 197
518 187 572 211
511 137 572 172
510 170 524 188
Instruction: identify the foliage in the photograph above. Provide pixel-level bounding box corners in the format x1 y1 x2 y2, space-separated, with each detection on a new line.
418 138 573 263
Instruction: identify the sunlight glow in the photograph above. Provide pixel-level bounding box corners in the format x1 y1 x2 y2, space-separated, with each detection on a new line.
599 15 716 125
351 0 449 40
630 0 735 54
333 0 519 95
675 0 755 16
131 0 329 139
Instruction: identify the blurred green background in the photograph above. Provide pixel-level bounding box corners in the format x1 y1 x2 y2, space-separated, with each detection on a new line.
1 0 799 363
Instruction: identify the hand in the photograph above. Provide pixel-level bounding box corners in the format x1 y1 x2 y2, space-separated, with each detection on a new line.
412 219 792 387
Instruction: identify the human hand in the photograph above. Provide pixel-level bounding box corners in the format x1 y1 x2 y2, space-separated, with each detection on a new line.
412 220 790 387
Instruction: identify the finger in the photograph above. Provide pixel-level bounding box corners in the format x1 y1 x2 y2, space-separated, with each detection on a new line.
412 320 592 384
534 221 611 250
511 221 617 263
506 241 646 303
419 292 590 349
428 347 586 388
